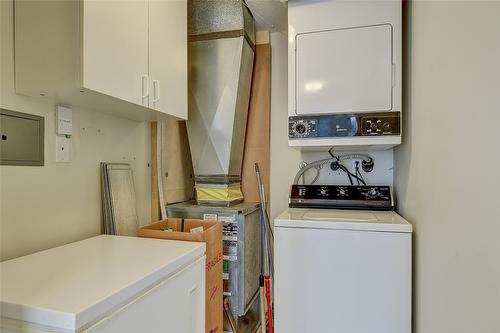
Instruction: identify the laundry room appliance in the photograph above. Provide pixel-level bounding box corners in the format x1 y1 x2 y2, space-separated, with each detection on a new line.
0 235 205 333
274 185 412 333
167 201 261 332
288 0 402 149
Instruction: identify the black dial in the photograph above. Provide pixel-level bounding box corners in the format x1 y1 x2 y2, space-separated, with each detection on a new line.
295 123 306 134
362 187 380 199
292 121 309 137
337 187 348 197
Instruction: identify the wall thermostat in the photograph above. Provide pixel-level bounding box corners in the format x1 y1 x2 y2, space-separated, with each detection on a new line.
56 105 72 136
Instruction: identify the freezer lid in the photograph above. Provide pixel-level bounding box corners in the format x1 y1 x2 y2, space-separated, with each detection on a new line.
0 235 205 332
274 208 412 233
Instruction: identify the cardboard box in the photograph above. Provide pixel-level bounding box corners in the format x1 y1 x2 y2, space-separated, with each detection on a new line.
138 219 223 333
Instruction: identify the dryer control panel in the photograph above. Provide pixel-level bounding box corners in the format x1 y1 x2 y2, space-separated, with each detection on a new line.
289 112 400 139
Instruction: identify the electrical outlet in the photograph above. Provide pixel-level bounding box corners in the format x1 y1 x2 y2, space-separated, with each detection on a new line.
56 136 70 162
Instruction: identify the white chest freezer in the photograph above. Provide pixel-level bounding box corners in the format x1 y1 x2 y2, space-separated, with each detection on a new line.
274 208 412 333
0 235 206 333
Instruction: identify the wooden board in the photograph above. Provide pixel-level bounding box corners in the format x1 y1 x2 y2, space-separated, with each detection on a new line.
150 122 160 222
151 120 194 222
241 44 271 204
160 120 194 204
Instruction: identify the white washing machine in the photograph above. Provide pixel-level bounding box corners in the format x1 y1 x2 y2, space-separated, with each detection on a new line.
274 185 412 333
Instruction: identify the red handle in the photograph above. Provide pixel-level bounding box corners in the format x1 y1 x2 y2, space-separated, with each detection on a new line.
264 276 274 333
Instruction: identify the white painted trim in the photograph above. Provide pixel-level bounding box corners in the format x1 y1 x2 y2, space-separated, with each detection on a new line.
289 136 401 151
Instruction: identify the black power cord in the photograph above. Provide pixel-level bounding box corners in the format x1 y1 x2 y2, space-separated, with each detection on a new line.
330 158 367 186
355 161 366 185
327 147 371 185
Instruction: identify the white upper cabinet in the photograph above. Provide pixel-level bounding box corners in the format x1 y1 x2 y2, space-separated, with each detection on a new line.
14 0 187 121
149 1 187 119
82 1 149 108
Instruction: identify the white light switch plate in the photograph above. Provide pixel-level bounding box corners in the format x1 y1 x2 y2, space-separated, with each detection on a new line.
56 136 71 162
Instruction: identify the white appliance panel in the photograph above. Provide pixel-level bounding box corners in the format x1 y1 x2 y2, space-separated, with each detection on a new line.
274 226 411 333
296 24 393 114
275 208 412 233
89 257 205 333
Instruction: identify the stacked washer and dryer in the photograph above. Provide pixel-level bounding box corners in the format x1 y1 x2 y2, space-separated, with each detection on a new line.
274 1 412 333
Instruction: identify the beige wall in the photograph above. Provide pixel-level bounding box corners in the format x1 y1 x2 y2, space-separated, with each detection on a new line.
0 1 151 261
394 1 500 332
269 31 301 220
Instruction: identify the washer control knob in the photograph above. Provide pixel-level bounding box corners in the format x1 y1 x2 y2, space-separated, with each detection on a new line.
338 188 348 197
362 187 380 199
368 188 379 198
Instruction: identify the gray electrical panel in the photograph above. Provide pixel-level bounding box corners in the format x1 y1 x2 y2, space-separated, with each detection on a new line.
0 108 44 166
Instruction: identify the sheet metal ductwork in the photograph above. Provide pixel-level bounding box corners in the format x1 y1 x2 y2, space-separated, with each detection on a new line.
187 0 255 206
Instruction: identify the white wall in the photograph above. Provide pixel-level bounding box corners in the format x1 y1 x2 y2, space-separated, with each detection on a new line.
394 1 500 332
269 31 301 219
0 1 151 261
269 31 395 220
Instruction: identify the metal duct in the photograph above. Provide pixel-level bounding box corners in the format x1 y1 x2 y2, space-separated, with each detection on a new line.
187 0 255 206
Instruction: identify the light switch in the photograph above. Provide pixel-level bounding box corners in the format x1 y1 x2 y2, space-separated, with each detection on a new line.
56 136 70 162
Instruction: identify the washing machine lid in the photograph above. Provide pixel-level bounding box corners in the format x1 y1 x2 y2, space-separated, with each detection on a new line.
274 208 412 233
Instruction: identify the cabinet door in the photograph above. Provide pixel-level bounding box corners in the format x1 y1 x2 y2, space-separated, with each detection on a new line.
149 0 187 119
82 0 149 107
295 24 393 115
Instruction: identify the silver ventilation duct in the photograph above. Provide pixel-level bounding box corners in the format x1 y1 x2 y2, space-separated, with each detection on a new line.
187 0 255 205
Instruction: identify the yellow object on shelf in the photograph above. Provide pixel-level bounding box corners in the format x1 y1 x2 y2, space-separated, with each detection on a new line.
196 187 244 204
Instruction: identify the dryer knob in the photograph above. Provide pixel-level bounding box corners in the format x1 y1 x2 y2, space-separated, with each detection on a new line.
292 120 310 137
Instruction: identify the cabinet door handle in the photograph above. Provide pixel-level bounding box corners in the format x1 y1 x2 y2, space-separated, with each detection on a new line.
188 284 198 295
141 74 149 101
152 80 160 104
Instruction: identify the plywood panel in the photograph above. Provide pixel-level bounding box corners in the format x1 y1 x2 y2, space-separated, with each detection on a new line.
160 120 194 204
150 122 160 222
241 44 271 203
151 120 194 221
